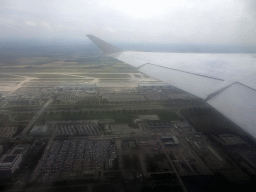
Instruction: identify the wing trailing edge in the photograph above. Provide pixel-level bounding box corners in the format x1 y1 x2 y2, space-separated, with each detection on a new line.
86 34 122 54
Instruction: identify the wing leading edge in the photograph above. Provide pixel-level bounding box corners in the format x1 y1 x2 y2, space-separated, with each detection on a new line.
87 35 256 140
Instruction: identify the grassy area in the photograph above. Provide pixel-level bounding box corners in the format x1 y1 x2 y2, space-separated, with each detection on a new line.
22 74 79 78
0 79 25 81
37 109 179 124
17 56 59 65
79 74 131 78
31 78 92 82
75 97 100 104
0 74 24 78
0 65 139 73
98 79 130 83
0 113 12 125
13 113 34 121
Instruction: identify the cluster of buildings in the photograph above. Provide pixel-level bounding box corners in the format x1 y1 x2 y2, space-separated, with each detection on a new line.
57 83 96 94
138 83 175 91
146 122 177 134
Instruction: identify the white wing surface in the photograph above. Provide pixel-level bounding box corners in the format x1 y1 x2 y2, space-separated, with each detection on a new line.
87 35 256 139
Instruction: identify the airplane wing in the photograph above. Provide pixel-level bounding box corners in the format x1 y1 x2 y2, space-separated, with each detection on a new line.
87 35 256 139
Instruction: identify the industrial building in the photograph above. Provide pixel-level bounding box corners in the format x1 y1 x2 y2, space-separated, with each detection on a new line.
10 145 30 157
0 154 22 175
0 145 29 176
161 136 179 145
172 122 192 133
218 134 245 145
30 125 50 136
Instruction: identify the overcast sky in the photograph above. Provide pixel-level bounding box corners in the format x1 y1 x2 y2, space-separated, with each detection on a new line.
1 0 256 44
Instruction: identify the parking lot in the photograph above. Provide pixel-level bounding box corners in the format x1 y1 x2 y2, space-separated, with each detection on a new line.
34 139 116 182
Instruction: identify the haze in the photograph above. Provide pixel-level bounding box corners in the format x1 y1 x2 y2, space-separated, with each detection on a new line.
1 0 256 46
1 1 256 191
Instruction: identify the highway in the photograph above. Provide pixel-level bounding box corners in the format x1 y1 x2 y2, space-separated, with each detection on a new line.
21 98 53 136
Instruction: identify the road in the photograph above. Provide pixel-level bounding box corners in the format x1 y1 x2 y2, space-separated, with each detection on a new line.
159 140 188 192
21 98 53 136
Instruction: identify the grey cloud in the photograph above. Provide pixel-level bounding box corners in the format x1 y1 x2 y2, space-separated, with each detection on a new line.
0 0 256 45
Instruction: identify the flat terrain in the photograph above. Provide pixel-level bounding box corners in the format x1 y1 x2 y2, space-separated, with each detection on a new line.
0 48 255 192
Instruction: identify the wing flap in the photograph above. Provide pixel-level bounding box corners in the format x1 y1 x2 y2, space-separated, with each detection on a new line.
208 83 256 139
139 63 224 99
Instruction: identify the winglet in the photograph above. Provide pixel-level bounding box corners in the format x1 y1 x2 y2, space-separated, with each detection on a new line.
86 34 122 54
